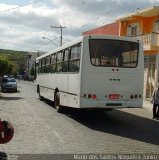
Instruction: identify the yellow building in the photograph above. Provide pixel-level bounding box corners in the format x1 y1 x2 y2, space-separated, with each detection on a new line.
118 6 159 98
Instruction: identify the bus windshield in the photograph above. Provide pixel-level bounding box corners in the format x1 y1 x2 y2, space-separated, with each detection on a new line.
89 39 139 68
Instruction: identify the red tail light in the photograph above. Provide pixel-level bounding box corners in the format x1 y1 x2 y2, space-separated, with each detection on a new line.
84 94 97 100
109 94 120 99
92 94 96 99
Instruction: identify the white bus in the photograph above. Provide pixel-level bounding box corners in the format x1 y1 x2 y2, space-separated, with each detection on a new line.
35 35 144 113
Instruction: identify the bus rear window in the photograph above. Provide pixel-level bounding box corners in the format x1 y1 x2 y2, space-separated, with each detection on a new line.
89 39 139 68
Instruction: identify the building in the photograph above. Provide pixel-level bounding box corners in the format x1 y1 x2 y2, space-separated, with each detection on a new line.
26 51 46 79
118 6 159 98
83 21 120 36
83 6 159 99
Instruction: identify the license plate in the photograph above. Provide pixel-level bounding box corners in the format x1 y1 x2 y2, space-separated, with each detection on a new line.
109 94 120 99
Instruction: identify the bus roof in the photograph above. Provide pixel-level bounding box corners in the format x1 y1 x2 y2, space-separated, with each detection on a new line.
36 36 83 60
36 35 140 60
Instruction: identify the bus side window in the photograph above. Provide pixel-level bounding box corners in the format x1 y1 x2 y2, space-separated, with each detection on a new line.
44 59 47 73
69 44 81 72
41 59 45 73
63 49 69 72
50 54 56 73
36 62 39 75
38 60 41 74
40 60 42 73
56 51 63 73
45 56 50 73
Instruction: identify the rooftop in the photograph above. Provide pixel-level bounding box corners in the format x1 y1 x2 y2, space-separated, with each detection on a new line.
118 6 159 22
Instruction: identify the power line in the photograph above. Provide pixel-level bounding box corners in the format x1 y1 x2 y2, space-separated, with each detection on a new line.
0 0 43 13
42 37 60 47
51 25 66 46
29 36 60 52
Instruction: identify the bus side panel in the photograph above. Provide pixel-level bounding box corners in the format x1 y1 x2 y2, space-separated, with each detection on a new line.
45 74 55 100
67 74 80 108
37 73 56 101
140 42 144 99
56 74 67 106
79 37 92 108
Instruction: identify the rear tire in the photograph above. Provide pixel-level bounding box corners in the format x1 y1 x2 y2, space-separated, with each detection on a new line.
54 93 64 113
37 85 39 93
39 87 44 101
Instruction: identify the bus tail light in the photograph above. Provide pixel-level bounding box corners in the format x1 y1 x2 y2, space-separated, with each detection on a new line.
130 94 142 99
135 95 138 98
88 94 92 99
84 94 97 100
92 94 97 99
109 94 120 100
130 95 134 99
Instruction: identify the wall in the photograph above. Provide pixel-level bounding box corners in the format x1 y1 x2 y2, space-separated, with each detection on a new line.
83 22 119 36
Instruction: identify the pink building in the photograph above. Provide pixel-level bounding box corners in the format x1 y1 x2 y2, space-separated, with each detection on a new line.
82 22 119 36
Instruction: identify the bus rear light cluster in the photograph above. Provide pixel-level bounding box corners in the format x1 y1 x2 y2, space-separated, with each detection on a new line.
84 94 97 100
105 94 123 99
130 94 142 99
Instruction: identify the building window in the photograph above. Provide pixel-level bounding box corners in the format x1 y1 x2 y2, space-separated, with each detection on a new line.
144 55 156 63
127 23 139 36
153 20 159 33
131 26 137 36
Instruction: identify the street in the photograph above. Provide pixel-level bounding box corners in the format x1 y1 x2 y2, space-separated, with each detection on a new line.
0 80 159 154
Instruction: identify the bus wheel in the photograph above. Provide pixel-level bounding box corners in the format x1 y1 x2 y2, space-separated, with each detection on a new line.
37 85 39 93
39 89 44 101
39 94 44 101
55 93 64 113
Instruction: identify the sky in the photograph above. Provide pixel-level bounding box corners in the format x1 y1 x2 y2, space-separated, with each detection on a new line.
0 0 159 52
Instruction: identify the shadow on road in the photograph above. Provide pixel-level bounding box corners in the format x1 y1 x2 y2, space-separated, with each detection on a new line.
65 109 159 146
0 90 20 93
42 99 159 146
0 96 23 100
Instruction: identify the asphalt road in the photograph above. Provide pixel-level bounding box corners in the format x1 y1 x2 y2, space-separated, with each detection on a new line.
0 80 159 156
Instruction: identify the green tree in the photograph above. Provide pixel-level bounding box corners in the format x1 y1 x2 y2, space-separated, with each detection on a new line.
0 49 27 75
0 55 10 76
8 61 14 75
30 67 35 76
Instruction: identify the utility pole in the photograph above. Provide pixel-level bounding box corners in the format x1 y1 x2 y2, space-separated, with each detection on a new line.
51 25 66 46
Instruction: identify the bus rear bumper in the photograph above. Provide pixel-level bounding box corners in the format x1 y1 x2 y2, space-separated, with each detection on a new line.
80 98 143 109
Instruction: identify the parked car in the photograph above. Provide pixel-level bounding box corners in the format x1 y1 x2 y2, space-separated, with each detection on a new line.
1 77 17 92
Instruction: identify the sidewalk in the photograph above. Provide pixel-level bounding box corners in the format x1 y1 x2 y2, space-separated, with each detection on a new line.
143 99 153 111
